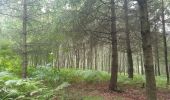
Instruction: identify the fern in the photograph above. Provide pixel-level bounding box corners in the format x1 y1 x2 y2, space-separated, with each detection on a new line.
55 82 70 91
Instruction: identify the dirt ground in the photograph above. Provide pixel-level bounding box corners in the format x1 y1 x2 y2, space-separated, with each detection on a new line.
56 82 170 100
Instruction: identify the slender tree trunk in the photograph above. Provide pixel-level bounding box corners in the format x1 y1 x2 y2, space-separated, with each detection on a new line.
124 0 133 79
67 52 70 68
83 43 86 69
90 37 93 69
137 0 157 99
35 53 38 67
140 47 144 75
57 47 60 70
109 0 118 91
108 46 112 73
118 52 122 73
154 35 160 76
137 54 140 74
162 0 169 84
101 47 104 71
70 51 74 68
104 53 107 71
154 64 157 76
63 53 66 68
123 53 126 75
94 46 98 70
155 33 160 76
156 46 160 76
76 49 80 69
22 0 28 78
103 53 106 71
87 48 92 69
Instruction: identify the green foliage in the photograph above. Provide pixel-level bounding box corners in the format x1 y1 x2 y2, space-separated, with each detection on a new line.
0 71 43 99
0 72 18 84
0 41 21 74
32 82 70 100
118 74 169 89
77 70 110 83
31 67 110 85
156 76 169 89
118 74 145 87
31 67 61 87
31 67 169 89
0 68 169 99
0 71 71 100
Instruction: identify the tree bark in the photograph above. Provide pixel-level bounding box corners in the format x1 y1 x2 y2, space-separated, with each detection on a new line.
22 0 28 79
94 46 98 70
140 47 144 75
161 0 169 84
137 0 157 99
83 43 86 69
118 52 122 73
108 46 112 73
124 0 133 79
137 54 140 74
155 33 160 76
76 49 80 69
109 0 118 90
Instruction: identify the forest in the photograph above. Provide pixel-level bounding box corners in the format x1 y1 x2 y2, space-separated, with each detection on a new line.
0 0 170 100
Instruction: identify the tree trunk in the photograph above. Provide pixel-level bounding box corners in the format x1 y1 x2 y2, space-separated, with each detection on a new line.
101 47 104 71
83 43 86 69
137 54 140 74
94 46 98 70
76 49 80 69
155 34 160 76
140 47 144 75
109 0 118 91
124 0 133 79
156 45 160 76
22 0 28 79
89 36 93 69
108 46 112 73
118 52 122 73
123 53 126 75
137 0 157 99
57 47 60 70
161 0 169 84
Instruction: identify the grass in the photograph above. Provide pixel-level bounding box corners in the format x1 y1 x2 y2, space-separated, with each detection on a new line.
118 74 170 89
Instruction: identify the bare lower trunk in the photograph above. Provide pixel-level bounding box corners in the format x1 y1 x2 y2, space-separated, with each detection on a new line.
22 0 28 79
83 43 86 69
94 46 98 70
162 0 169 84
76 49 80 69
137 54 140 74
109 0 118 90
124 0 133 79
140 47 144 75
138 0 157 99
155 34 160 76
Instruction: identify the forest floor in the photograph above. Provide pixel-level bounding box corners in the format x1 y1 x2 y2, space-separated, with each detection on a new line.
54 82 170 100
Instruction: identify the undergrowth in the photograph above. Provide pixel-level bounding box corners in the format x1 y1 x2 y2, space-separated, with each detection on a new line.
0 67 169 100
30 67 110 86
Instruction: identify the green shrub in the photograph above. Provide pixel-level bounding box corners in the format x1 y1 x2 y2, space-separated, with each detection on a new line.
156 76 168 88
31 67 61 86
31 67 110 85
